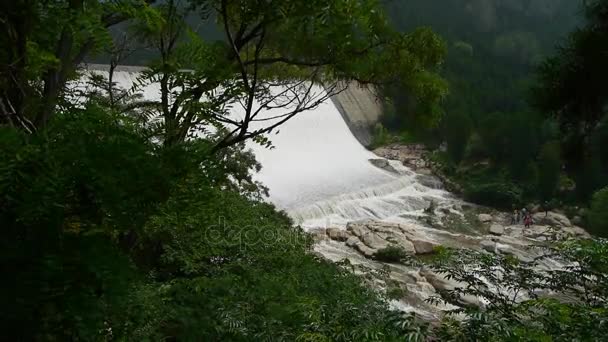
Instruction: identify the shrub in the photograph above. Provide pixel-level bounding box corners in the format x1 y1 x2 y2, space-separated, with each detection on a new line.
588 187 608 237
464 182 523 209
444 111 472 164
537 141 561 201
373 246 409 263
370 123 394 148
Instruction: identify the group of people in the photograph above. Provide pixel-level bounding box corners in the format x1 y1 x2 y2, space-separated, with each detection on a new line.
511 208 534 228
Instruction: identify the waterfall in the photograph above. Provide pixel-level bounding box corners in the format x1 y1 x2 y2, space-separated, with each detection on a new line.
75 66 496 321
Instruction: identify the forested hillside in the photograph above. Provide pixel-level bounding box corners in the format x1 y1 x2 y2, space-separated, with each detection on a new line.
376 1 608 221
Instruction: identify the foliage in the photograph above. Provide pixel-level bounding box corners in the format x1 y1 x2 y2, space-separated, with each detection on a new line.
444 110 472 164
0 0 157 129
428 238 608 341
588 187 608 237
0 106 427 340
119 0 448 150
373 246 409 263
532 0 608 171
464 181 523 209
537 141 562 201
370 123 396 149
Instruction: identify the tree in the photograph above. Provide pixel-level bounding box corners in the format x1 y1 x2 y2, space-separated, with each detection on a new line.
537 141 561 201
588 187 608 236
427 239 608 341
444 110 472 164
123 0 447 149
532 0 608 166
0 0 158 131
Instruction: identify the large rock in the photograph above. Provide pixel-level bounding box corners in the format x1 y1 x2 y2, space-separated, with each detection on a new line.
478 214 493 223
369 159 399 174
489 224 505 236
309 228 328 242
346 222 367 237
345 236 377 258
480 240 496 253
421 269 485 308
533 212 572 228
411 239 440 255
353 241 377 258
345 236 360 248
561 226 591 238
326 228 350 242
361 232 389 250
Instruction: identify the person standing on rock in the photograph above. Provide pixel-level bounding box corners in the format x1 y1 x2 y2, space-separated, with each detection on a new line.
524 213 533 228
511 210 518 225
542 200 550 217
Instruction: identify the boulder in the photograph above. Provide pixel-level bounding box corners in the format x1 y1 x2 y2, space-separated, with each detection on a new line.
571 216 584 227
489 224 505 236
326 228 350 242
353 241 377 258
309 228 328 242
345 236 360 248
346 222 367 237
533 212 572 228
561 226 591 238
478 214 493 223
480 240 496 253
360 232 389 250
369 159 399 174
411 239 440 255
345 236 377 258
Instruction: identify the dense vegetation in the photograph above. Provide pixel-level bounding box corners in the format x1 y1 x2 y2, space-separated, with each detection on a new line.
0 0 442 340
1 0 608 340
375 0 608 219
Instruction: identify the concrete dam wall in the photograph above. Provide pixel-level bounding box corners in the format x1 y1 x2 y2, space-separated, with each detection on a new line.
329 82 383 147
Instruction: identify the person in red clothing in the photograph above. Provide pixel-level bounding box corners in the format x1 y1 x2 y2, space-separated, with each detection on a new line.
524 213 533 228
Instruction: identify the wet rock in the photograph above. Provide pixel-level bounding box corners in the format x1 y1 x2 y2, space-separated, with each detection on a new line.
373 143 428 171
532 212 572 228
478 214 493 223
416 174 443 189
327 228 350 242
361 232 389 250
346 222 367 237
345 236 377 258
369 159 399 174
489 224 505 236
345 236 360 248
561 226 591 238
421 269 484 308
309 228 328 242
354 242 377 258
495 244 533 263
571 216 584 227
411 239 440 255
389 237 417 254
480 240 496 253
523 226 555 239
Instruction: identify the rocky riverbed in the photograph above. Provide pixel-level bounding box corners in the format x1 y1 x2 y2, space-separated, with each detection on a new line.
302 143 591 321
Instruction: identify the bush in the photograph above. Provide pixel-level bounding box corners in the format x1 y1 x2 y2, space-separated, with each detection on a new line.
444 110 472 164
537 141 561 201
373 246 409 263
464 182 523 209
588 187 608 237
370 123 394 148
